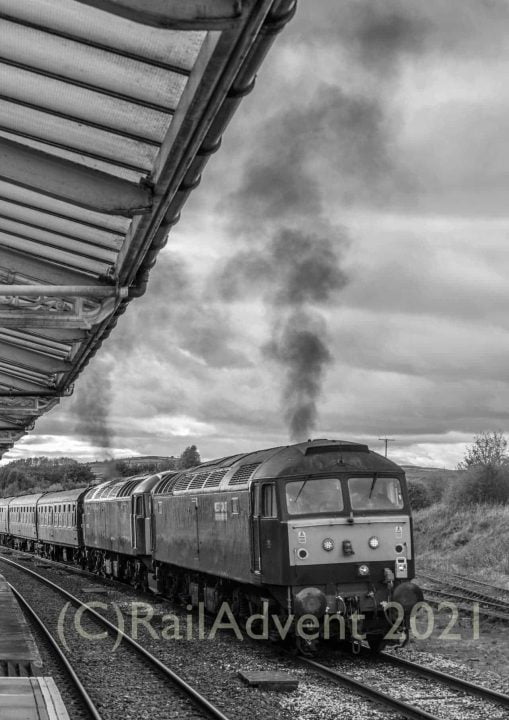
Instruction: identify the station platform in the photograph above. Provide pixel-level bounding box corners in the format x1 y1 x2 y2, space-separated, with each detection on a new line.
0 574 42 677
0 677 70 720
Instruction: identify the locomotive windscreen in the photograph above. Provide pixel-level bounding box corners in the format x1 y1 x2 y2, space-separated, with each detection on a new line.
286 477 344 515
348 476 404 510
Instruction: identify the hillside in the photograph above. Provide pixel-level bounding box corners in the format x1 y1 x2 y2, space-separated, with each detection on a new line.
413 501 509 587
403 465 458 485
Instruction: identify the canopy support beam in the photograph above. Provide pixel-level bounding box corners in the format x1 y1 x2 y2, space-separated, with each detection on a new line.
75 0 244 29
0 137 153 217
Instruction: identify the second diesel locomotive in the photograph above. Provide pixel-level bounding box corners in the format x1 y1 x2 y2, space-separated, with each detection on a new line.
0 439 422 653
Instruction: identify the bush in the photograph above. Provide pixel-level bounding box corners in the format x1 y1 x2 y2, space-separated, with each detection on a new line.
445 464 509 506
407 481 431 510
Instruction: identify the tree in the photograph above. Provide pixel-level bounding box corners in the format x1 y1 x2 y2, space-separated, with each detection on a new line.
447 464 509 506
458 431 508 470
449 432 509 506
179 445 201 469
0 457 95 497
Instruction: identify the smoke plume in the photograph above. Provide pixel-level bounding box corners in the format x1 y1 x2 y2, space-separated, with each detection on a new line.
264 312 332 440
219 223 348 440
71 355 114 459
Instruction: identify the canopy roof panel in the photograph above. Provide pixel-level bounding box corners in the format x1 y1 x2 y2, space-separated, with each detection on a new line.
0 0 295 456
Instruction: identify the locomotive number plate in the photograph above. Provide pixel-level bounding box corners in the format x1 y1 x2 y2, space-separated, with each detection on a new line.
214 501 228 521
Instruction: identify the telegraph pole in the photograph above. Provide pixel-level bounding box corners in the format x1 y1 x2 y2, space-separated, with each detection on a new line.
379 437 394 458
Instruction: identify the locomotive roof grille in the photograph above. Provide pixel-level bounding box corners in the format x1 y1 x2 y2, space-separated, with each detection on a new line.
103 481 126 498
204 469 227 488
228 462 261 485
188 472 208 490
117 479 141 497
305 444 369 455
155 473 179 494
172 473 192 492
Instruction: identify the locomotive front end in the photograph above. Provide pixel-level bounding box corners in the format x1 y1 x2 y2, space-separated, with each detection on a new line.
257 441 422 653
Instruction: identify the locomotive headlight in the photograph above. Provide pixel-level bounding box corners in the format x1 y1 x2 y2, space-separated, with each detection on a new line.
368 536 379 549
322 538 335 552
358 564 370 577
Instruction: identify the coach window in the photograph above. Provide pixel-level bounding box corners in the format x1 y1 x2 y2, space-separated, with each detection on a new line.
261 484 277 518
231 497 239 515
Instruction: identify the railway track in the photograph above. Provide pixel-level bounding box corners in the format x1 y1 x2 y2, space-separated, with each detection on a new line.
448 571 509 599
0 555 233 720
9 584 103 720
299 651 509 720
419 571 509 621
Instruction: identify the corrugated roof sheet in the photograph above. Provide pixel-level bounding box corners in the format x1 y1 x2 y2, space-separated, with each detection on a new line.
0 0 295 456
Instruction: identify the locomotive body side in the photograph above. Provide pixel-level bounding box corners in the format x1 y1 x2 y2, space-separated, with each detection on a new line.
83 473 164 584
153 486 254 585
151 449 285 597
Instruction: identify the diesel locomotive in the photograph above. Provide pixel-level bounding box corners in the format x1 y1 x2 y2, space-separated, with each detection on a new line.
0 439 422 653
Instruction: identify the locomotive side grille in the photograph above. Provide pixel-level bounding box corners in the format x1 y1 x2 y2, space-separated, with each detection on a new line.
229 463 261 485
204 469 227 488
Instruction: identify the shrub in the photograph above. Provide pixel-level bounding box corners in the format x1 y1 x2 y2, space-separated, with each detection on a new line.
407 481 431 510
445 464 509 506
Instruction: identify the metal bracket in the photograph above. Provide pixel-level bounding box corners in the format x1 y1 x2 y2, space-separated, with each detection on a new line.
0 396 57 415
0 285 128 328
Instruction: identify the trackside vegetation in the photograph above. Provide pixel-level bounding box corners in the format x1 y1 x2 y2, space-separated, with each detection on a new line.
410 431 509 584
413 502 509 584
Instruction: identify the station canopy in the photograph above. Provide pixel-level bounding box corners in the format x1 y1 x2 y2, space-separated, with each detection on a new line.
0 0 295 457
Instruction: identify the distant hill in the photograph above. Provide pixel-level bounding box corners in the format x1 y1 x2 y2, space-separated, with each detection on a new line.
402 465 458 484
88 456 178 482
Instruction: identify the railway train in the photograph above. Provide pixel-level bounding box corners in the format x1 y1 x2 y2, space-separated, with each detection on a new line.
0 439 422 654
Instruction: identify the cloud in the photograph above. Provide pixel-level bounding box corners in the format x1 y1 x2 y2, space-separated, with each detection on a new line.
111 250 250 371
11 0 509 470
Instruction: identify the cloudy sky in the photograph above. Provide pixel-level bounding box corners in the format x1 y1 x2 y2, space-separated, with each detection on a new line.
7 0 509 469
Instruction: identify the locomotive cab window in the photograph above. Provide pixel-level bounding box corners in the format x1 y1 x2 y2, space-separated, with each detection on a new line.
348 476 403 510
285 477 344 515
